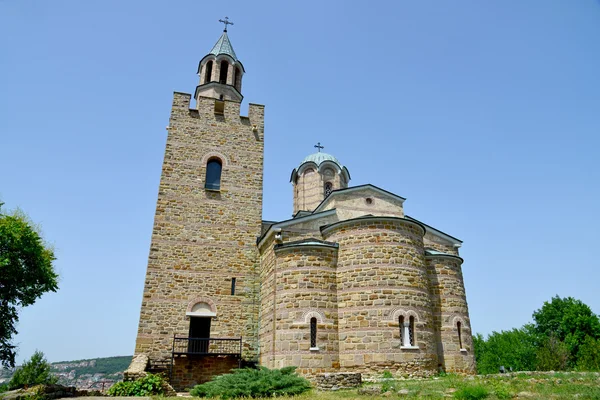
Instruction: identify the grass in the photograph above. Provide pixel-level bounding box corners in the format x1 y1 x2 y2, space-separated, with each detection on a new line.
162 371 600 400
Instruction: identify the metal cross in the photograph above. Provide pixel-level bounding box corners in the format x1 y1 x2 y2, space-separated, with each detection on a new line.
219 17 234 32
314 142 324 152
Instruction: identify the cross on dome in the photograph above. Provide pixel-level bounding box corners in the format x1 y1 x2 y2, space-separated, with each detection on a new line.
314 142 324 152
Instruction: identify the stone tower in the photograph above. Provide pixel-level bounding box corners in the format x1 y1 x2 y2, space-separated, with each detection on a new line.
290 150 351 215
133 23 264 389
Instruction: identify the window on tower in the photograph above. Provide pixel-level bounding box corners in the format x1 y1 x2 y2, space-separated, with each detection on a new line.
205 158 222 190
219 60 229 84
324 182 333 197
204 60 213 84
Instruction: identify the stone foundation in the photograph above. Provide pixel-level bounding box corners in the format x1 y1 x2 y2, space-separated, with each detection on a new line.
170 355 240 391
315 372 362 391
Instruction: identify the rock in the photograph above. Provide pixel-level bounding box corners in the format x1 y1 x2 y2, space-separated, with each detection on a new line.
357 385 382 395
517 391 535 398
397 388 410 396
381 391 393 397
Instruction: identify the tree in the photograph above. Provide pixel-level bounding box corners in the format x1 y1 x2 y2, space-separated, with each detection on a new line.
577 336 600 371
535 334 569 371
532 296 600 366
0 203 58 368
473 327 537 374
8 350 57 389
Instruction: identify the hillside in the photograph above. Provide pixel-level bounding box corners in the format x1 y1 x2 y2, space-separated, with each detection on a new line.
1 355 132 390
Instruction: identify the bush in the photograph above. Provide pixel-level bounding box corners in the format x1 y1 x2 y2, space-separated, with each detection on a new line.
8 351 57 390
189 366 311 399
536 334 569 371
107 373 165 396
454 384 489 400
577 336 600 371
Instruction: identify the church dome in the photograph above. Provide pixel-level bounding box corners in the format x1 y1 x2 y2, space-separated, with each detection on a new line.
300 152 343 169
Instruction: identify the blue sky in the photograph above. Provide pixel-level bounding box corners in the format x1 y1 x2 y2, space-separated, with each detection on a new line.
1 1 599 364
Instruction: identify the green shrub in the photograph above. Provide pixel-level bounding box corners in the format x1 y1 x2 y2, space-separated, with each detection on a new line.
8 351 57 390
189 366 311 399
536 334 569 371
0 383 8 393
453 384 489 400
107 373 165 396
380 370 397 393
577 336 600 371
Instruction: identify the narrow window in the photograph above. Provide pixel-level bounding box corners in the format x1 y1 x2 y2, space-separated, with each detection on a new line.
205 158 222 190
409 316 415 346
399 316 404 345
324 182 333 197
310 317 317 348
457 321 463 349
231 277 236 295
219 60 229 84
204 61 213 83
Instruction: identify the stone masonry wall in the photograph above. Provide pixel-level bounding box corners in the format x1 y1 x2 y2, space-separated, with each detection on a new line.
318 190 405 220
426 256 476 374
134 93 264 366
271 245 339 376
293 166 346 214
323 217 438 378
171 355 239 391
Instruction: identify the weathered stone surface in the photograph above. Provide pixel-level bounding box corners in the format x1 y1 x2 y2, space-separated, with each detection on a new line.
315 372 361 391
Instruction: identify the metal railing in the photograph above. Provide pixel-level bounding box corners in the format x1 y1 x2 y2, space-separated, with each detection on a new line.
171 336 242 356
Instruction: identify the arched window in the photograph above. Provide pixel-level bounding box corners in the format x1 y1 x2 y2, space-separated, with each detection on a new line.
401 315 416 347
205 158 222 190
219 60 229 84
399 316 405 345
310 317 317 349
204 60 213 84
324 182 333 197
457 321 463 349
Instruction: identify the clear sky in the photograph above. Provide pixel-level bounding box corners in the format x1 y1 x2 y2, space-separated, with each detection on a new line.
1 1 599 364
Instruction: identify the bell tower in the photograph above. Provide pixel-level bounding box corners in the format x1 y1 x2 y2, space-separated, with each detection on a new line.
133 19 264 390
195 17 244 103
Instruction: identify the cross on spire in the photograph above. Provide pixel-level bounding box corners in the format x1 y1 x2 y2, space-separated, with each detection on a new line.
219 17 234 32
314 142 324 152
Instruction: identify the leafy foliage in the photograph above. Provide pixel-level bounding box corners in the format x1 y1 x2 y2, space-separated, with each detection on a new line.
189 366 311 399
475 296 600 373
8 351 58 390
0 204 58 368
535 334 569 371
532 295 600 367
107 373 165 396
576 336 600 371
473 327 537 374
453 384 489 400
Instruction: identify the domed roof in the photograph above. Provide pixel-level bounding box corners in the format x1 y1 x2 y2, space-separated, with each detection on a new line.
300 152 342 168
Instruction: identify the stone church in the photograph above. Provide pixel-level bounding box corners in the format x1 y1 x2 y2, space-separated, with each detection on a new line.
132 24 475 390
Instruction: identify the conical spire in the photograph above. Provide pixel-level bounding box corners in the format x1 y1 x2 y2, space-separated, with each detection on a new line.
209 32 238 61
